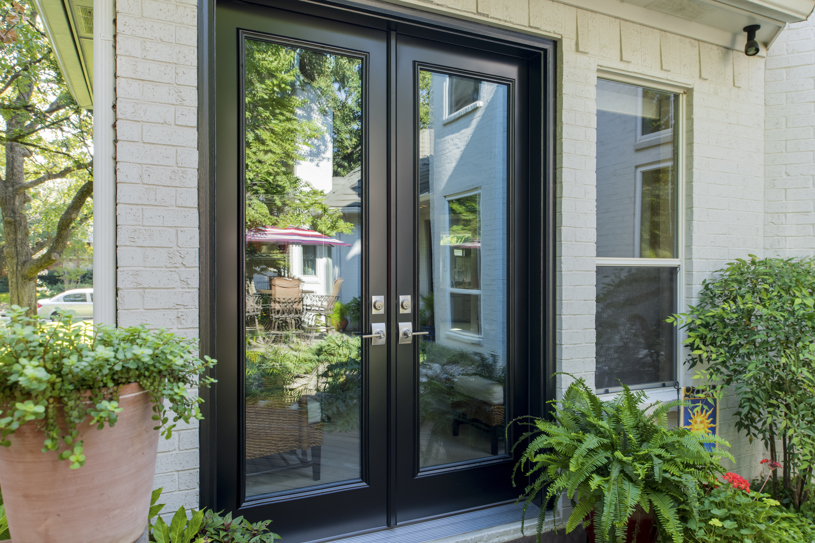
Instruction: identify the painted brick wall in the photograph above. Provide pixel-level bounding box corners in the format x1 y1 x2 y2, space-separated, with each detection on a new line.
115 0 200 511
765 14 815 257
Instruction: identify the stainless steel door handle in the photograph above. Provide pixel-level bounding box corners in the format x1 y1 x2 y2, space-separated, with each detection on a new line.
361 323 387 346
399 322 428 344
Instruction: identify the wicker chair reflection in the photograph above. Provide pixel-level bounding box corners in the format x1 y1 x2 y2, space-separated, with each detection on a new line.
259 278 304 338
304 278 344 333
245 395 323 480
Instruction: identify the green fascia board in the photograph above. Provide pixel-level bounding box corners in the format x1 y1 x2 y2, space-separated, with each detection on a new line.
33 0 93 108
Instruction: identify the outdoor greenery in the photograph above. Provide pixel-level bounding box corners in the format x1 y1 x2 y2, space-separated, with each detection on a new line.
512 376 730 543
670 255 815 510
686 482 815 542
243 40 356 236
149 488 280 543
0 0 94 314
0 308 216 468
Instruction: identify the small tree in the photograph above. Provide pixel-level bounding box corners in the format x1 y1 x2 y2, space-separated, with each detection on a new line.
670 256 815 509
0 0 93 313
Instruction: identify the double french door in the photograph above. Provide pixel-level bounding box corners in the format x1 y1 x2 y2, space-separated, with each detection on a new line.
211 2 545 541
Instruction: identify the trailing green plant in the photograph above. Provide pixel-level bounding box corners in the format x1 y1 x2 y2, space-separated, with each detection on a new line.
0 487 7 541
512 376 732 543
0 308 216 468
669 256 815 509
685 476 815 543
148 488 280 543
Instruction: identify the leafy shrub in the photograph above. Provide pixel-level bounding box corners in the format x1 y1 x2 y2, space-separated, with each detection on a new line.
670 256 815 509
513 377 731 543
0 308 216 468
148 488 280 543
316 335 361 429
685 482 815 542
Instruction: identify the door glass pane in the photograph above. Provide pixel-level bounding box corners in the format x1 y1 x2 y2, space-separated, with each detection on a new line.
243 38 363 497
596 79 677 258
417 70 508 468
595 266 676 389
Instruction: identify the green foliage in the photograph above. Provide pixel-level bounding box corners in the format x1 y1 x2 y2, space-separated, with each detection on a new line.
149 488 280 543
685 486 815 543
245 341 318 402
0 308 216 468
512 377 731 543
418 292 434 327
345 296 361 330
329 300 348 329
315 335 361 430
0 0 94 308
243 40 354 236
669 256 815 509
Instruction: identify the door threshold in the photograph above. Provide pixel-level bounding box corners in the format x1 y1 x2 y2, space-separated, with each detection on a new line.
319 503 552 543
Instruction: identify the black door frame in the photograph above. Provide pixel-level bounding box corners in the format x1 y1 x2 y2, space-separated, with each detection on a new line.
199 0 557 537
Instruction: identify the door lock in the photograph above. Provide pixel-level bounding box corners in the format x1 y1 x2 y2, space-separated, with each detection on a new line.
372 295 385 314
361 323 387 346
399 322 429 344
399 295 411 313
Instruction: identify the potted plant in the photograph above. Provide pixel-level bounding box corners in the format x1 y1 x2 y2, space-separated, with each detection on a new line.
330 301 349 331
0 308 216 543
512 377 730 543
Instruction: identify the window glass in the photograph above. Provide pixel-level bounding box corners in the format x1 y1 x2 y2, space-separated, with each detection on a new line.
448 76 480 113
418 69 508 467
596 79 676 259
595 78 680 390
302 246 317 276
595 267 676 389
63 293 87 303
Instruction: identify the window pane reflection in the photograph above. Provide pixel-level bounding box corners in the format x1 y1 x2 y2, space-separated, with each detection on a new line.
596 79 677 258
243 38 363 497
595 267 676 390
418 69 508 468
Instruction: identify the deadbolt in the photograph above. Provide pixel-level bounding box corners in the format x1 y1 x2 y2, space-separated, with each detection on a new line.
399 295 411 313
372 295 385 314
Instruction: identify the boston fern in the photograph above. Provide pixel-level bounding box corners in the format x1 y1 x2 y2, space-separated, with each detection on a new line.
0 308 216 468
513 377 732 543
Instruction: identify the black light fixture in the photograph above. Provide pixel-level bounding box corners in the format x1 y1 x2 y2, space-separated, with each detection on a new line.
744 24 761 56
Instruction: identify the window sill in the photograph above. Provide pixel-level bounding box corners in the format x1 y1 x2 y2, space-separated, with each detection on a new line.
444 330 483 345
443 101 483 125
634 130 673 150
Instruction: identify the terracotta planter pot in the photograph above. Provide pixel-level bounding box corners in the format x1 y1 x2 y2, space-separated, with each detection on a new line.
0 383 160 543
585 506 658 543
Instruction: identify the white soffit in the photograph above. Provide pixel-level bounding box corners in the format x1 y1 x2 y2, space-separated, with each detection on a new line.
34 0 93 109
561 0 815 53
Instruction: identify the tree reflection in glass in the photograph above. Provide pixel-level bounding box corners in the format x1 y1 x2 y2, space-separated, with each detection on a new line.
242 39 364 498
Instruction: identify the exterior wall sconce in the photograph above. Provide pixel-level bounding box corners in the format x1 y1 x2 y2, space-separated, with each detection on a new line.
744 25 761 56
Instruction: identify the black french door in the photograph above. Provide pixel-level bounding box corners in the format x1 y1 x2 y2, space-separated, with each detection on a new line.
210 2 547 541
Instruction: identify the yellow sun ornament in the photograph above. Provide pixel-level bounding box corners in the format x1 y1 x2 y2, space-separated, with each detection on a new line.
688 407 715 435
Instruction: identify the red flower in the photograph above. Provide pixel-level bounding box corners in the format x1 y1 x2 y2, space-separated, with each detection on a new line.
761 459 769 464
723 472 751 493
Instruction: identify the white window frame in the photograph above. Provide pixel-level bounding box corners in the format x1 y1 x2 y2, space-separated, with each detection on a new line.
633 160 675 258
595 73 686 400
443 75 483 125
445 189 483 342
635 87 674 145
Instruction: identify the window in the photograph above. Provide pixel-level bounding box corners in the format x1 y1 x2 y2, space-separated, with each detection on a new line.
595 78 681 391
63 293 87 303
302 245 317 276
447 192 481 336
448 75 480 115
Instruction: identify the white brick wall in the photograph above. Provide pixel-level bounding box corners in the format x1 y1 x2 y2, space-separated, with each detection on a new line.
765 14 815 257
115 0 200 509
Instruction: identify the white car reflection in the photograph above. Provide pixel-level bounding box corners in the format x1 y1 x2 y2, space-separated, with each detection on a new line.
37 288 93 320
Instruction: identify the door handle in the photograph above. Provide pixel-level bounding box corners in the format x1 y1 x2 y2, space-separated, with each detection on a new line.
361 323 387 346
399 322 428 344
